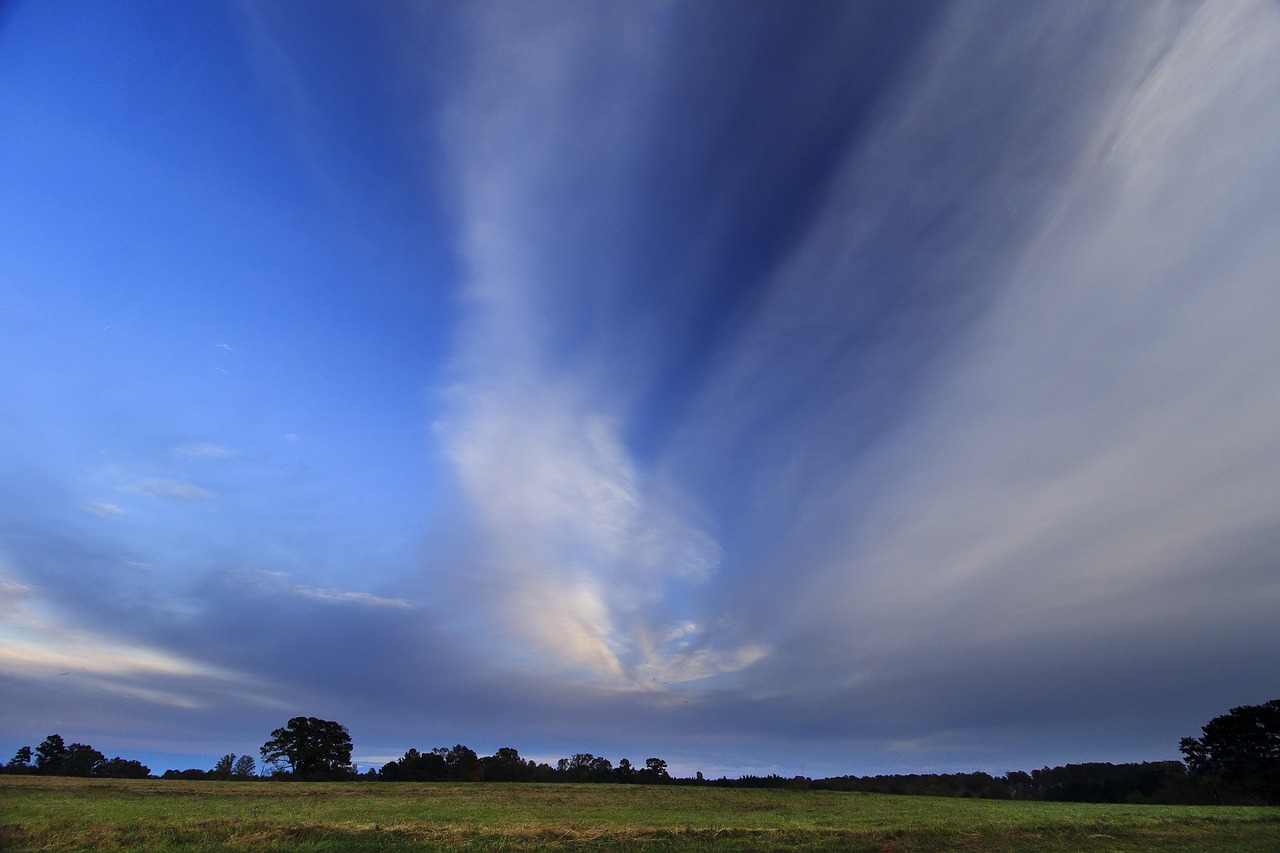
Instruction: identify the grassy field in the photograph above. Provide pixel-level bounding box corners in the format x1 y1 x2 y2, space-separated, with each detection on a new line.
2 776 1278 851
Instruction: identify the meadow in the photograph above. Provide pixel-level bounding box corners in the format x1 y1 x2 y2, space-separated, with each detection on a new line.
2 776 1278 851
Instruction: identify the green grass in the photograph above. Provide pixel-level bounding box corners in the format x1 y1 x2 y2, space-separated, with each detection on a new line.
2 776 1277 851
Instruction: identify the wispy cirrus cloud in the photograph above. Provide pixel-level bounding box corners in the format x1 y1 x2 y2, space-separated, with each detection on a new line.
434 4 754 688
442 377 725 684
0 571 250 708
82 500 124 516
289 584 413 610
170 442 236 460
123 477 214 502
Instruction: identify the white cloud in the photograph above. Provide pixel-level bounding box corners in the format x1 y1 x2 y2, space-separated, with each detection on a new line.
0 577 37 618
124 477 214 502
634 628 769 688
442 377 726 685
171 442 237 460
433 5 754 687
289 584 413 610
83 499 124 516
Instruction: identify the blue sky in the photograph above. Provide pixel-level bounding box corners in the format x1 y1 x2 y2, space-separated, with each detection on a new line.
3 0 1280 779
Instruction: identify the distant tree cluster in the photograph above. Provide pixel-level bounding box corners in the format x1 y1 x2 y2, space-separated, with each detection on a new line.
378 744 484 782
806 771 1012 798
802 763 1195 803
375 747 671 784
161 753 257 781
2 735 149 778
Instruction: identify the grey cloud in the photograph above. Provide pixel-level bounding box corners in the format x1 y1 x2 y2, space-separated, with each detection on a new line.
683 0 1280 745
412 0 1280 766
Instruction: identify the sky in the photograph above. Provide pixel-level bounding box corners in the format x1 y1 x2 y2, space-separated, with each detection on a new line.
2 0 1279 779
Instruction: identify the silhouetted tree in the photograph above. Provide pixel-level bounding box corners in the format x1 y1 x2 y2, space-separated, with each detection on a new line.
213 754 236 780
586 755 613 782
640 757 669 783
558 753 598 782
7 746 33 773
232 755 256 778
1181 698 1280 804
379 748 448 781
162 768 210 780
100 757 151 779
481 747 532 782
1003 770 1035 799
34 735 68 774
442 744 483 781
64 743 107 777
260 717 354 780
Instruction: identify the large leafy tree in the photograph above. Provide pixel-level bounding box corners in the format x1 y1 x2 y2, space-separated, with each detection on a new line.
260 717 354 780
34 734 68 774
1180 699 1280 804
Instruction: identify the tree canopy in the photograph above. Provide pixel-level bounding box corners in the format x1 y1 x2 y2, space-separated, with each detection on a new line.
260 716 354 780
1180 698 1280 804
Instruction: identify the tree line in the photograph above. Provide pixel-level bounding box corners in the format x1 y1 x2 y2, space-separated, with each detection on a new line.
5 699 1276 805
2 734 150 779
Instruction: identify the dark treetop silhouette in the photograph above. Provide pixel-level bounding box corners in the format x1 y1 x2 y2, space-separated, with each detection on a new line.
260 716 354 780
1181 698 1280 805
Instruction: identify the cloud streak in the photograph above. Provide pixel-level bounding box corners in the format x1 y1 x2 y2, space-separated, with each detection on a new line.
124 478 214 502
435 4 753 688
83 500 124 516
171 443 237 460
289 584 413 610
0 572 250 706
